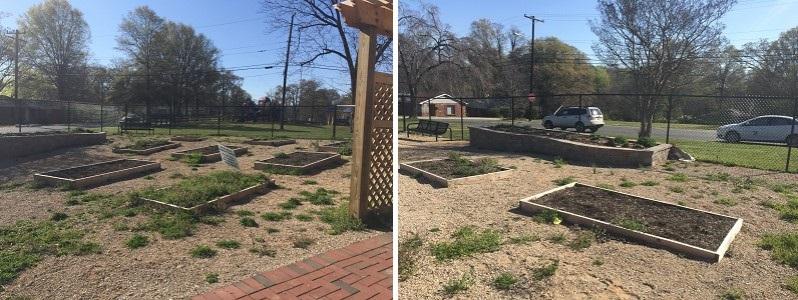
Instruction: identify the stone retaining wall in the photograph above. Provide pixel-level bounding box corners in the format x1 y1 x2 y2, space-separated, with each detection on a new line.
469 126 672 167
0 132 106 159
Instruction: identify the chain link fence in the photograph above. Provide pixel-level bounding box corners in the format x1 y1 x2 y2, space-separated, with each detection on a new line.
400 93 798 173
0 98 353 140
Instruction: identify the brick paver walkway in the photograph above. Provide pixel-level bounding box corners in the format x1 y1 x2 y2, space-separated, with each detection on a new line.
192 234 392 300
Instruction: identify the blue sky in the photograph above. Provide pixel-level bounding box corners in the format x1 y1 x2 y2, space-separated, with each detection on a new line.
1 0 352 99
409 0 798 62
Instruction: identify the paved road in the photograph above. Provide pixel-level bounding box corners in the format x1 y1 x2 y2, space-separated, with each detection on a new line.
417 117 719 142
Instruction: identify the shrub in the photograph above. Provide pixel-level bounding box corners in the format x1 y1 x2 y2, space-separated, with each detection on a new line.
125 234 149 249
293 237 315 249
216 240 240 249
318 204 364 234
205 273 219 284
399 234 423 282
190 245 217 258
636 137 657 148
552 176 576 186
493 273 518 290
240 217 258 227
431 226 502 261
442 271 474 296
532 260 559 280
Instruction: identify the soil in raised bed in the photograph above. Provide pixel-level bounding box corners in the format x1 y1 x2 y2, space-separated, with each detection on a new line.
489 124 655 149
533 185 737 250
44 160 151 179
116 139 171 150
262 152 334 166
409 157 504 179
182 145 239 155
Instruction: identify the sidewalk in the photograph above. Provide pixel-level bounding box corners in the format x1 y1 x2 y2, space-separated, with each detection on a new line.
192 234 392 300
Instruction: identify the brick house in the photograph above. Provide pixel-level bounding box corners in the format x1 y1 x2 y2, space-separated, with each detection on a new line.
419 94 467 117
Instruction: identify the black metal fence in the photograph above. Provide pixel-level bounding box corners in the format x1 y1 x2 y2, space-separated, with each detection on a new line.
0 98 353 141
400 93 798 174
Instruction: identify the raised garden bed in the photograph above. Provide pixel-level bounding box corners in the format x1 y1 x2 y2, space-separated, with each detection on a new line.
400 155 513 187
254 151 343 174
244 138 296 146
136 171 275 214
518 182 743 262
469 125 688 167
0 132 107 159
34 159 161 188
316 141 352 155
112 139 180 155
170 135 206 142
170 145 247 163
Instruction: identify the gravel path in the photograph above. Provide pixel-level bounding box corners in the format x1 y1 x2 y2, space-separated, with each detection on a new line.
0 136 380 299
399 139 798 299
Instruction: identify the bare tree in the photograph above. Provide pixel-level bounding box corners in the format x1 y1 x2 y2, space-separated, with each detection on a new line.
116 6 164 117
591 0 736 138
0 12 14 94
18 0 90 102
260 0 392 98
398 3 457 116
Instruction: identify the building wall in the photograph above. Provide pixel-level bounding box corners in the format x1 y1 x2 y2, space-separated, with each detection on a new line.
420 103 467 117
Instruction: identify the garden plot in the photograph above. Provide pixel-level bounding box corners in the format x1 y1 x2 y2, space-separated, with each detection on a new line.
519 182 743 262
136 171 276 214
244 138 296 146
34 159 161 188
254 151 343 174
112 139 181 155
400 154 512 187
398 138 798 299
170 145 247 163
0 136 376 299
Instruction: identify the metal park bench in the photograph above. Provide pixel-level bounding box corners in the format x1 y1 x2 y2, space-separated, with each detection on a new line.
406 119 452 141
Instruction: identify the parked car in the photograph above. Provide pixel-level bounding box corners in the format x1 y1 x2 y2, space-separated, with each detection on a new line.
542 106 605 133
717 115 798 144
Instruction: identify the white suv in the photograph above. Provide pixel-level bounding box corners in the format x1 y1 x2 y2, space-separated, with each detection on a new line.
543 106 605 133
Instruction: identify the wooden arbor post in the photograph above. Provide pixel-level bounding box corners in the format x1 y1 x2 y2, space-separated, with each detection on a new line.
336 0 393 222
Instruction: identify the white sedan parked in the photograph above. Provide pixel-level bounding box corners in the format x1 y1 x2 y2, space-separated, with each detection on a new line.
717 115 798 145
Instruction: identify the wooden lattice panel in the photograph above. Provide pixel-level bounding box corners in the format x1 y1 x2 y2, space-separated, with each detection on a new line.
366 72 393 213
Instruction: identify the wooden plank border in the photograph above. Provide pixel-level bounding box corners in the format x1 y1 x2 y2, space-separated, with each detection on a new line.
244 139 296 147
112 142 181 155
34 159 161 188
138 181 274 214
253 151 343 174
518 182 744 262
399 158 514 187
171 145 248 163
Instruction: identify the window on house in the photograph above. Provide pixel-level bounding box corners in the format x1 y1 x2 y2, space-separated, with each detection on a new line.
446 105 454 115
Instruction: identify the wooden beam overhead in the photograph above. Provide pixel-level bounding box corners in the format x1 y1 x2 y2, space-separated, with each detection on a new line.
335 0 393 36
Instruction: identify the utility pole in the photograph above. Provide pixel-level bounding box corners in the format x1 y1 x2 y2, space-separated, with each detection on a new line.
279 14 295 130
5 30 24 133
523 15 544 118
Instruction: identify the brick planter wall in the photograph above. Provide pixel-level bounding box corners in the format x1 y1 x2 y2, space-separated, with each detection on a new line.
469 126 672 167
0 132 106 159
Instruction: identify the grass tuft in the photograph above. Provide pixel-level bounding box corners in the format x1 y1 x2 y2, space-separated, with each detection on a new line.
399 234 423 282
216 240 241 249
442 271 474 296
240 217 259 228
125 234 149 249
190 245 217 258
552 176 576 186
493 272 518 290
431 226 502 261
532 260 559 280
205 273 219 284
318 203 364 235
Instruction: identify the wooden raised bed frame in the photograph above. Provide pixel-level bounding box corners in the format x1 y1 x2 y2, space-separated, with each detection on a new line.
399 158 513 187
253 151 343 174
113 142 181 155
34 159 161 188
317 141 348 153
138 180 275 214
170 145 248 163
518 182 743 262
171 136 206 142
244 139 296 146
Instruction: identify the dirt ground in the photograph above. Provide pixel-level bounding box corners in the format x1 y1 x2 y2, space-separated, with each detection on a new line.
398 138 798 299
0 135 380 299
